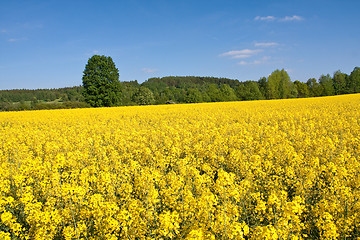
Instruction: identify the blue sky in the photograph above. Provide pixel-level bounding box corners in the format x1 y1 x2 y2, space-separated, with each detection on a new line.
1 0 359 90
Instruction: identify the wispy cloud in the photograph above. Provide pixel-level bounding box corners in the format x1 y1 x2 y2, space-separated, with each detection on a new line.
24 22 43 29
7 38 26 42
232 54 251 59
85 50 101 56
238 61 251 65
254 42 278 47
2 22 43 35
280 15 304 22
238 60 262 65
221 47 276 66
255 16 276 21
142 68 158 73
237 56 271 65
220 49 272 65
255 15 304 22
220 49 263 58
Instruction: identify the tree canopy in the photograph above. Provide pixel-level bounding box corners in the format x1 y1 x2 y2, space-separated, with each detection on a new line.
348 67 360 93
267 69 294 99
2 61 360 111
82 55 121 107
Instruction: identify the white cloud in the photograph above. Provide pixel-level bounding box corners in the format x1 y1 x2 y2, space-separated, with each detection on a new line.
232 54 251 59
220 49 263 58
142 68 158 73
237 56 271 66
7 38 26 42
237 60 262 65
261 56 271 61
255 15 304 22
254 42 278 47
280 15 304 21
85 50 100 56
255 16 276 21
221 48 276 66
238 61 248 65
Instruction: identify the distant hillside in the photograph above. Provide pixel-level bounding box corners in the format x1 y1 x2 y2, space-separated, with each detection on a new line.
1 66 360 111
144 76 241 88
138 76 246 105
0 86 84 103
0 86 87 111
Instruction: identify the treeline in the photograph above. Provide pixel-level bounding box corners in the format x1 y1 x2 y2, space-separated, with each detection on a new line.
117 67 360 105
0 86 84 102
0 87 88 111
119 77 244 105
1 67 360 111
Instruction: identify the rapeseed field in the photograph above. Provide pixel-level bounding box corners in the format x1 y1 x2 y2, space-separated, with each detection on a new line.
0 94 359 239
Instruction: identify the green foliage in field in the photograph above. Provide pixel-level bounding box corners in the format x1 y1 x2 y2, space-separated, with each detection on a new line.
82 55 122 107
1 56 360 112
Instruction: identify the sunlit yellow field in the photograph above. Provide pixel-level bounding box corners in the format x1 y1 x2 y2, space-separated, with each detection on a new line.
1 94 360 239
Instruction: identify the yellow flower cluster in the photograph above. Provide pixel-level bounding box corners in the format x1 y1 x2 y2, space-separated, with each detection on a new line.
1 94 360 239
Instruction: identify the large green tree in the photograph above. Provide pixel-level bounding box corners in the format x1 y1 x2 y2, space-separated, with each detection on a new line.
348 67 360 93
333 70 348 95
206 84 222 102
132 87 155 105
82 55 121 107
219 84 238 101
236 81 264 100
267 69 293 99
319 74 335 96
294 80 310 98
184 88 203 103
306 78 323 97
257 77 268 99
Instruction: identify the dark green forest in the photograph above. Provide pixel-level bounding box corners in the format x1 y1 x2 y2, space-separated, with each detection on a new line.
1 66 360 111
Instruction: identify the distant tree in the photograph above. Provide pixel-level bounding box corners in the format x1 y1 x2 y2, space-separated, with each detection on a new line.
219 84 238 101
319 74 335 96
347 67 360 93
171 88 186 103
82 55 121 107
257 77 268 99
156 88 175 104
201 92 211 102
306 78 323 97
267 69 292 99
0 102 10 111
294 80 310 98
289 82 298 98
333 70 348 95
142 79 167 93
17 101 31 111
30 97 38 108
132 87 155 105
206 84 222 102
236 81 264 100
184 88 203 103
0 87 84 105
117 81 139 106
